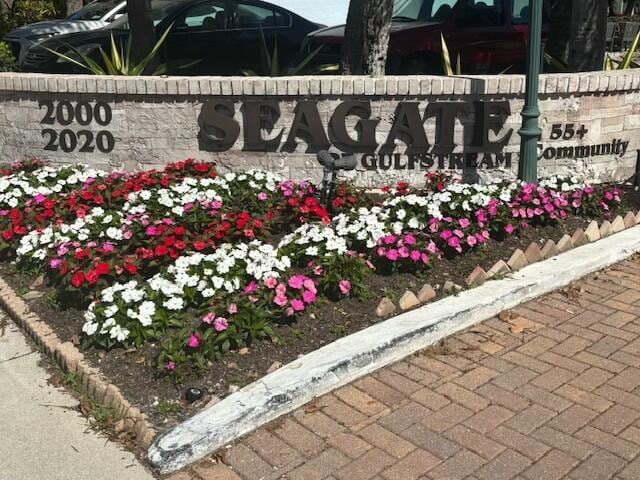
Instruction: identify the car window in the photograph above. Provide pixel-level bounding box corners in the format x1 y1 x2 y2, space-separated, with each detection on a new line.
232 3 286 29
511 0 548 24
392 0 456 22
175 1 227 31
67 0 119 20
456 0 503 27
431 0 457 20
108 0 185 30
105 4 126 22
511 0 528 24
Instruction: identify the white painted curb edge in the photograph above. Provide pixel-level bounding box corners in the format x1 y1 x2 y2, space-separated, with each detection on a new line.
149 225 640 473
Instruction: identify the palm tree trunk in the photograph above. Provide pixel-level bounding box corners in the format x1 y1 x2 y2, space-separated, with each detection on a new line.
547 0 607 71
342 0 394 75
127 0 157 72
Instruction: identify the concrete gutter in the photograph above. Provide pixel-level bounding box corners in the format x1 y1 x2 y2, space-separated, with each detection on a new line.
149 224 640 473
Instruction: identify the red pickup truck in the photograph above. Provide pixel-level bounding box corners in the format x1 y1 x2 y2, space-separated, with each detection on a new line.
306 0 551 74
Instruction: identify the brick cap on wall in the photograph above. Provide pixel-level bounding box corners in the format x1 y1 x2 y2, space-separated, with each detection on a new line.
0 71 638 96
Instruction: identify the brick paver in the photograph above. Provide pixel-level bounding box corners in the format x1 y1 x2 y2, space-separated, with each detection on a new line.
175 257 640 480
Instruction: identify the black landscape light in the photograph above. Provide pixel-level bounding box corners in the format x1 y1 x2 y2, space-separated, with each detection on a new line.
185 387 204 403
317 150 357 208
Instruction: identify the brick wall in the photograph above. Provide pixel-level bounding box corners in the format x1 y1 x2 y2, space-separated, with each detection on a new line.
0 71 638 186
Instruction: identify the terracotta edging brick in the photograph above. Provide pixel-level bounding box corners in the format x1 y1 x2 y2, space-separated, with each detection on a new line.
0 276 156 448
375 212 640 317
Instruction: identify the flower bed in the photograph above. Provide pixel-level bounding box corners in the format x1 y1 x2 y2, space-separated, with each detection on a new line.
0 159 636 427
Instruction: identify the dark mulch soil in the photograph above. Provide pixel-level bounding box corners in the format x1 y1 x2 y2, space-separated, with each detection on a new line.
3 186 640 430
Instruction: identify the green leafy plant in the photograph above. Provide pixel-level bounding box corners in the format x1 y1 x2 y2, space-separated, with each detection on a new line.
441 33 461 76
44 26 173 75
0 0 62 36
0 41 17 72
242 29 327 76
604 30 640 69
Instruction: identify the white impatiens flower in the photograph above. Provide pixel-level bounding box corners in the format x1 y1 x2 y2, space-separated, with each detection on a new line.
109 325 130 342
82 321 98 336
163 297 184 311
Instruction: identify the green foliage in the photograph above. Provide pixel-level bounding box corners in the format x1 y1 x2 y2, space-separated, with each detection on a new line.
45 27 173 75
157 295 275 374
317 255 370 301
604 30 640 69
0 41 17 72
154 400 181 415
441 34 461 76
0 0 62 36
242 29 327 76
63 372 83 392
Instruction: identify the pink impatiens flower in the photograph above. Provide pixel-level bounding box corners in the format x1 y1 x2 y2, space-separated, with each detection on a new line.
228 303 238 314
214 317 228 332
302 289 317 304
291 299 305 311
288 275 304 289
339 280 352 295
202 312 215 324
264 277 278 289
187 334 200 348
274 294 288 307
49 258 62 269
244 281 258 294
303 278 317 293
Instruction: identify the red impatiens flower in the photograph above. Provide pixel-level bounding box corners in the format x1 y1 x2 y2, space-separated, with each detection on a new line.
70 271 85 288
123 262 137 275
95 262 110 275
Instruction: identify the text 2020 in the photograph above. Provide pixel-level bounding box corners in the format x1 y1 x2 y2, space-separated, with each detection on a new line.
39 100 115 153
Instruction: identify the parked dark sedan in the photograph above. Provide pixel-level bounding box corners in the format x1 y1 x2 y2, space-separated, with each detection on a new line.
21 0 324 75
306 0 551 74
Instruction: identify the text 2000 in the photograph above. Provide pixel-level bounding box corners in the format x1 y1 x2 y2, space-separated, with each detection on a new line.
39 100 115 153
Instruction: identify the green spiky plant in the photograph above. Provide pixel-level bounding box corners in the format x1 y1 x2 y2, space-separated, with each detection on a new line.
43 25 173 75
242 28 329 76
604 30 640 69
441 33 461 76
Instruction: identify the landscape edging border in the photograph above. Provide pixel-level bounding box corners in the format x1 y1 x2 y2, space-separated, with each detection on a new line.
0 277 157 448
148 219 640 474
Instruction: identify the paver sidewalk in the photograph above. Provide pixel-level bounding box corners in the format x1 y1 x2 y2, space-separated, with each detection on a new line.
0 312 154 480
178 255 640 480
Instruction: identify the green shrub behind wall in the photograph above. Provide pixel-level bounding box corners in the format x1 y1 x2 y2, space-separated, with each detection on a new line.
0 0 64 37
0 41 17 71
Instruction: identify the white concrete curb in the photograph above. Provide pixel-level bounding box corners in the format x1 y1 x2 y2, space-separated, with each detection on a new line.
148 225 640 473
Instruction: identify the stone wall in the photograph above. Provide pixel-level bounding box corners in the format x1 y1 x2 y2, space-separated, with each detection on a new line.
0 71 639 186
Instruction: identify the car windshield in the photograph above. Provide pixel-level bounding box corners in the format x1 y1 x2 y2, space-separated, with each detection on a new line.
108 0 183 29
67 0 120 20
392 0 458 22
